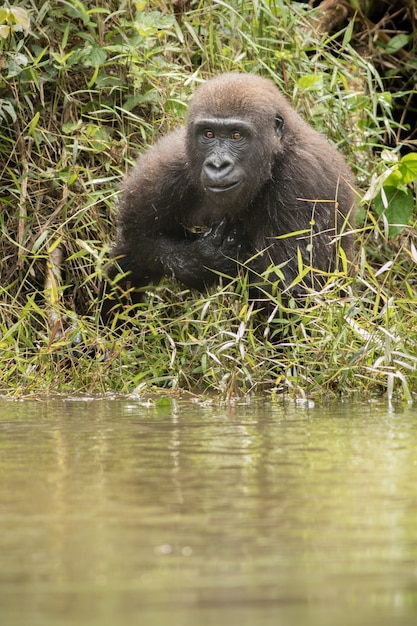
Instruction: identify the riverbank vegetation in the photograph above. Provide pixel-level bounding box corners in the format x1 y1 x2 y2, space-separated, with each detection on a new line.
1 0 416 400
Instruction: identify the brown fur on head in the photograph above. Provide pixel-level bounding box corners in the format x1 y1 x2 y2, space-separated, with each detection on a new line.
187 73 293 122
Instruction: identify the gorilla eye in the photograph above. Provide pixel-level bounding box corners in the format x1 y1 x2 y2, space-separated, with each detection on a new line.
231 131 242 140
203 130 215 139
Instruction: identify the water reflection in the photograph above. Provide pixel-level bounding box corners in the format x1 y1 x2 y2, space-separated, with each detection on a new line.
0 397 416 625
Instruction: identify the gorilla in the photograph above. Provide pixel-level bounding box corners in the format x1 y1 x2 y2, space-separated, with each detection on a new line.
103 73 356 320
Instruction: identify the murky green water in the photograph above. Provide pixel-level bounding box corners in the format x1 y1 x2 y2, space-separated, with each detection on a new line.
1 397 417 626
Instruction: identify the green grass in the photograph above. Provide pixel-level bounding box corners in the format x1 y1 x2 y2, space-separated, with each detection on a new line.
0 0 416 401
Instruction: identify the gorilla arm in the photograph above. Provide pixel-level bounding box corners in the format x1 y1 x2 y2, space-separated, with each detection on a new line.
110 129 241 292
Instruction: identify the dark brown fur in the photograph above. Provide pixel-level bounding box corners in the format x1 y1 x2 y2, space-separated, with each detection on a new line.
105 73 356 317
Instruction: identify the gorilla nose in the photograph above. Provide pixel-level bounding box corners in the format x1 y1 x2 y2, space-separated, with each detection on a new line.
204 154 234 180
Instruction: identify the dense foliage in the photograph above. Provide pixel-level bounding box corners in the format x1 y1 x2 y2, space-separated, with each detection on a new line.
0 0 416 400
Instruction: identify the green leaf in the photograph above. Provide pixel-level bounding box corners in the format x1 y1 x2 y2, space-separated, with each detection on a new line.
297 74 322 91
10 7 30 31
384 167 403 187
400 153 417 185
28 111 40 136
0 99 16 123
0 8 9 24
342 18 355 48
81 45 107 68
6 53 29 77
374 186 414 237
384 154 417 187
383 34 410 55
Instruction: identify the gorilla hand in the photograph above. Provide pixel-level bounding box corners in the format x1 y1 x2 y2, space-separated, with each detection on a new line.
200 218 242 260
166 218 242 290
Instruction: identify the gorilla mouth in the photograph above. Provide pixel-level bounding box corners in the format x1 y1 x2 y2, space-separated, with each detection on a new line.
208 181 240 193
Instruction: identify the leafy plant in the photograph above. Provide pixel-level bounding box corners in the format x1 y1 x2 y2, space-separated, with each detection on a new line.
364 152 417 238
0 4 30 38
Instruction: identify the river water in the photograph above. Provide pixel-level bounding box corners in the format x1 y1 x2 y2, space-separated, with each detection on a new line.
0 396 416 626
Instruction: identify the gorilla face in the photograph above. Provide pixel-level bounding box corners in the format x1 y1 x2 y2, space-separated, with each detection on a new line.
194 118 255 201
188 114 284 210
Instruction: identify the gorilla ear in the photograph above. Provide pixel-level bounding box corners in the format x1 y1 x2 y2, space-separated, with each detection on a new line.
275 115 284 137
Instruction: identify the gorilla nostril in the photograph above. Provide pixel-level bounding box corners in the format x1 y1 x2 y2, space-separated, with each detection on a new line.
205 155 233 174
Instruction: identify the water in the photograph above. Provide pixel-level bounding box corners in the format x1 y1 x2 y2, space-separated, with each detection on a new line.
0 396 417 626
